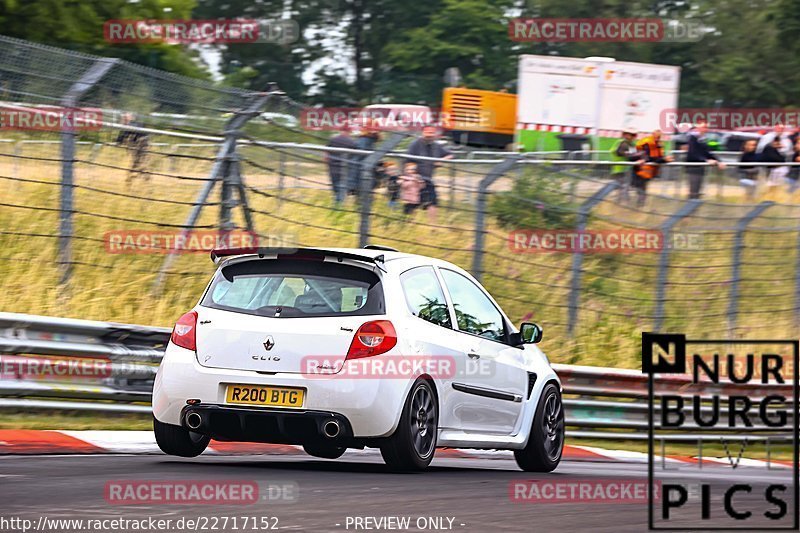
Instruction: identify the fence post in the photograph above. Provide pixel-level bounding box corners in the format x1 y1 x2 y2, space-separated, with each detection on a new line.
566 181 619 337
471 155 520 283
357 133 405 248
727 201 773 332
152 91 275 292
795 228 800 329
654 199 702 332
277 151 286 204
58 58 118 287
449 161 455 207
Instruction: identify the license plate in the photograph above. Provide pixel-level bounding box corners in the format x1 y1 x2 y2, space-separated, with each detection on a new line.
225 384 305 408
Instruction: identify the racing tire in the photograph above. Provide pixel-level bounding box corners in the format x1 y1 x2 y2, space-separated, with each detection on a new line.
153 416 210 457
303 442 347 459
514 383 564 472
380 378 438 472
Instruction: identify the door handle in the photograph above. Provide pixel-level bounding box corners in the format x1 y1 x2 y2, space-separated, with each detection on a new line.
467 353 480 360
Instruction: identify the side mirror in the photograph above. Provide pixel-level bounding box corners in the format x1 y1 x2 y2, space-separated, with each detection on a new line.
519 322 542 344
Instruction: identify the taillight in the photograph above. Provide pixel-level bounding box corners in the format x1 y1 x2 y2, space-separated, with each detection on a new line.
346 320 397 359
171 311 198 352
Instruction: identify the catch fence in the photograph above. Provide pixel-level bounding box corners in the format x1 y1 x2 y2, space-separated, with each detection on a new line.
2 35 800 369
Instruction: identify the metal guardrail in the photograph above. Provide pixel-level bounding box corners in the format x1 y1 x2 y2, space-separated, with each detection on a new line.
0 312 793 444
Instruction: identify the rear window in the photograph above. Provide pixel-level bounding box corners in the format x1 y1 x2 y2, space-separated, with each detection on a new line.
201 259 385 318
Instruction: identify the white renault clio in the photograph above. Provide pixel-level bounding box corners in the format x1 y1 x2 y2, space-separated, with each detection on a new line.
152 246 563 471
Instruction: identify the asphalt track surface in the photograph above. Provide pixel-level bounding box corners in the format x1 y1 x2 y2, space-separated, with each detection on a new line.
0 451 795 533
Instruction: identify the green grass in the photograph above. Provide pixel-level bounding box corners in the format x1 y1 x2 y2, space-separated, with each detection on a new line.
0 411 152 430
0 142 797 431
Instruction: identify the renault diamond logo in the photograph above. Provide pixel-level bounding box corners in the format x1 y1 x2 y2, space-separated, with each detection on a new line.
263 335 275 351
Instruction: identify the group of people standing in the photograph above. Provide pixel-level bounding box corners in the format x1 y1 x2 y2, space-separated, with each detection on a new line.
326 124 452 222
738 124 800 199
612 122 800 205
611 123 729 206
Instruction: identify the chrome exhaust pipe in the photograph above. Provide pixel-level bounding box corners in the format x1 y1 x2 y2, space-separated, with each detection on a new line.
323 420 341 438
186 412 202 430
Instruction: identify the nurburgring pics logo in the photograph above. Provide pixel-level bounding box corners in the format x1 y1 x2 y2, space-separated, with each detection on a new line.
643 333 799 530
509 18 706 43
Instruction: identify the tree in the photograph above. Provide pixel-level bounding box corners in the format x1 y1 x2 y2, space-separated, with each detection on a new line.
0 0 207 79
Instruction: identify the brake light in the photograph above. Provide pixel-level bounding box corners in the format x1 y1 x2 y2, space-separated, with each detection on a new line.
171 311 198 352
346 320 397 359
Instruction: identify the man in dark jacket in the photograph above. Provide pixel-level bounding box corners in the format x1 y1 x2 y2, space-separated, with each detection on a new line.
326 125 356 203
406 125 452 224
686 121 725 199
115 112 151 187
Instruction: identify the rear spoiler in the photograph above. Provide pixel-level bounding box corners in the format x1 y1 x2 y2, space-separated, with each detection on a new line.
210 247 387 271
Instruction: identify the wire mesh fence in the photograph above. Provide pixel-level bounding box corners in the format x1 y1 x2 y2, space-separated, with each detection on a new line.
2 35 800 368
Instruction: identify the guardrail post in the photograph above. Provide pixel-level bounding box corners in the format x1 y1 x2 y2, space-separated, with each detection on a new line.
471 155 520 282
152 91 276 292
654 199 702 332
567 181 619 337
727 201 773 332
59 58 118 287
358 133 405 248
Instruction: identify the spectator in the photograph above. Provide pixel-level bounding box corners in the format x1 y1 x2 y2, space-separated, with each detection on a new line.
609 128 641 202
383 160 400 209
348 121 381 196
406 125 453 224
115 112 150 187
738 139 759 199
757 123 793 156
789 138 800 193
760 137 787 193
686 121 725 200
633 129 673 207
325 125 356 203
399 162 425 216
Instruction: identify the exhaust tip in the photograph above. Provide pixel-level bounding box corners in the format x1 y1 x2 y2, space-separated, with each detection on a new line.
186 412 202 430
323 420 341 438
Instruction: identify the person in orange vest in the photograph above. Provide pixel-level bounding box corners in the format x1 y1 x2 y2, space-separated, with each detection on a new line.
633 129 673 206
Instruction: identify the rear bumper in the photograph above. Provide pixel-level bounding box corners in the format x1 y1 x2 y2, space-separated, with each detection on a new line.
153 343 412 438
180 404 354 445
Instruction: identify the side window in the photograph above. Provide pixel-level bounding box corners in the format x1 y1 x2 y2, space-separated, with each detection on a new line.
440 269 506 342
399 267 452 329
